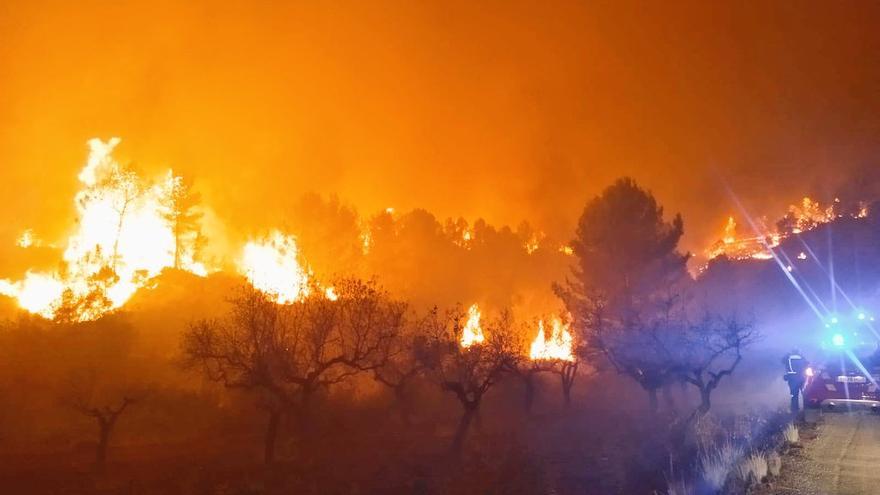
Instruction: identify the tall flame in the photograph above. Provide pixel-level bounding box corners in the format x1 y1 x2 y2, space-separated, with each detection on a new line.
460 303 485 348
0 138 207 321
240 231 312 304
529 317 575 361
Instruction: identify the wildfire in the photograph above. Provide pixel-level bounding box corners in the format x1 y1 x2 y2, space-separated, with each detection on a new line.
529 317 575 362
524 231 544 254
460 303 485 348
0 138 208 321
241 231 311 304
705 196 869 263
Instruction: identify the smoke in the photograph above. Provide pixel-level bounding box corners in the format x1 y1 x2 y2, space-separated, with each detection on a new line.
1 1 880 270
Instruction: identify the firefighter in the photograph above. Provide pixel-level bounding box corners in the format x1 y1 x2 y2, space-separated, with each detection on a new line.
783 349 808 413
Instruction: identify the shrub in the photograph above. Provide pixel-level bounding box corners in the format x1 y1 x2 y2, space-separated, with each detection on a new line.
736 452 768 486
767 450 782 477
699 439 744 491
782 423 799 445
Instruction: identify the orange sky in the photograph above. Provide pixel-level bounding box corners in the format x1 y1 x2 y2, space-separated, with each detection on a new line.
2 0 879 258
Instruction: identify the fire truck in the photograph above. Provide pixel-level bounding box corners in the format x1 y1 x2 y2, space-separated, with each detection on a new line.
803 311 880 411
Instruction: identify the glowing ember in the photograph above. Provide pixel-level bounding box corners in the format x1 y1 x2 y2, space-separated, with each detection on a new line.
524 232 543 254
324 286 338 301
0 138 208 321
460 303 485 348
559 245 574 256
529 317 575 362
241 231 311 304
16 229 36 248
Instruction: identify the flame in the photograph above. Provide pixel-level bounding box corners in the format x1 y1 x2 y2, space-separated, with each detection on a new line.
360 230 372 255
722 216 736 244
460 303 485 348
559 245 574 256
324 286 338 301
529 317 575 362
240 231 311 304
0 138 208 321
705 196 867 264
524 231 544 254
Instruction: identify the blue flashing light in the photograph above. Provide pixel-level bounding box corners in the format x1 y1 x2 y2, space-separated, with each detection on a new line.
831 316 839 324
831 333 846 347
858 312 867 320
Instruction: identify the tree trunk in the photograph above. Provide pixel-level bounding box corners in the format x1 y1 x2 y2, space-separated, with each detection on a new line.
451 404 478 456
264 410 281 465
560 362 578 408
96 421 112 469
698 388 712 416
173 226 181 269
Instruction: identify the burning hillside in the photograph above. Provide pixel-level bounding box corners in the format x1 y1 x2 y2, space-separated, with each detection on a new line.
704 197 870 265
0 138 209 321
0 138 572 322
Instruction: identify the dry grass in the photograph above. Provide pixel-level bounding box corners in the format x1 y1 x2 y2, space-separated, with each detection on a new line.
699 440 744 491
767 450 782 477
736 451 768 485
782 423 799 444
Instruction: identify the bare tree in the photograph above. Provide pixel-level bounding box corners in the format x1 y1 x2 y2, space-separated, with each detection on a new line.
549 360 581 409
677 314 758 418
182 279 405 464
371 314 427 424
106 166 142 271
505 358 553 415
62 370 140 470
420 307 518 456
161 175 203 270
578 290 685 413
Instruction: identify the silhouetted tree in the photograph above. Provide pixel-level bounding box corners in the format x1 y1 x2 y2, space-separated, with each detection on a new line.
182 279 405 464
371 314 428 424
676 314 758 418
558 178 690 413
420 307 518 456
505 358 552 415
62 370 140 470
161 175 203 270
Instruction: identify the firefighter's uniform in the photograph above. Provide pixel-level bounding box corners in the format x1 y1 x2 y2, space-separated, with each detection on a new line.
784 351 808 413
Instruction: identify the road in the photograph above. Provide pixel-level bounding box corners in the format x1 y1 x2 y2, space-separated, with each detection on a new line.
771 411 880 495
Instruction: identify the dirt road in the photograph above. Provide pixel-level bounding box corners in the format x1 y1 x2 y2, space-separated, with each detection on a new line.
771 412 880 495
